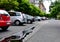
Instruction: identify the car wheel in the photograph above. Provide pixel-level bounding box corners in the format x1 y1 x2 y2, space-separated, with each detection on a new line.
14 20 23 25
1 26 9 31
14 20 20 26
38 19 40 21
30 21 32 24
27 20 32 24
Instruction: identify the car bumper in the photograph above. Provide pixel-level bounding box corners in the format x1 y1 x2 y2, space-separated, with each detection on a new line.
0 21 11 27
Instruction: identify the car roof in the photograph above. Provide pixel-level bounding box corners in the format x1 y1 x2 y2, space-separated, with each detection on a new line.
9 11 22 14
0 10 9 14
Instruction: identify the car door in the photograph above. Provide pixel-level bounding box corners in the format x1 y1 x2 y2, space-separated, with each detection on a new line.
9 12 17 22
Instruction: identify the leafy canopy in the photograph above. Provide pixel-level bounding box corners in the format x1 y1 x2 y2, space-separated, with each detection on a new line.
50 1 60 18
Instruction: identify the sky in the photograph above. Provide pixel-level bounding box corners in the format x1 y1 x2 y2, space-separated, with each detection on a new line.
43 0 55 13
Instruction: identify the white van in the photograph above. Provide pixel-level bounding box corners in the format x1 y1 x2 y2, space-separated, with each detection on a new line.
9 12 25 25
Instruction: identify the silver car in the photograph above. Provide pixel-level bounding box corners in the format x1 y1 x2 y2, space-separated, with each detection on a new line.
25 14 34 24
34 16 42 21
22 13 27 23
9 12 25 25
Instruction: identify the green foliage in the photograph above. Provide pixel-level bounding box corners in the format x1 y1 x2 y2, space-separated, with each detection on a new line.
50 1 60 18
0 0 45 16
0 0 19 11
17 0 44 16
57 14 60 20
44 14 51 18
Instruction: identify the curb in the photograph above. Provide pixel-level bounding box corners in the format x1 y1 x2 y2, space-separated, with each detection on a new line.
23 24 40 42
23 21 48 42
0 25 36 42
0 21 47 42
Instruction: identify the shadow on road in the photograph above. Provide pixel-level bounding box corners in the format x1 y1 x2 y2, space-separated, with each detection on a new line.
0 30 9 32
12 24 26 26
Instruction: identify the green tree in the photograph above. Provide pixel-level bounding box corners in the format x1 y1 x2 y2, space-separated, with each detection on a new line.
0 0 19 11
17 0 44 16
0 0 45 16
50 1 60 18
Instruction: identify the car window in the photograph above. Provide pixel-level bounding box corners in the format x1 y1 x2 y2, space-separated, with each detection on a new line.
9 12 16 16
16 12 21 16
0 10 9 16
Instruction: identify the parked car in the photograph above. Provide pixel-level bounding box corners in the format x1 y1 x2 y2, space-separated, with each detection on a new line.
22 13 27 23
41 17 46 20
30 16 35 22
0 10 11 30
9 11 25 25
34 16 41 21
26 14 34 24
45 17 48 20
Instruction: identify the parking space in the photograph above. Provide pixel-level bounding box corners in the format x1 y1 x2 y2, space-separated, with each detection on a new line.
0 21 39 38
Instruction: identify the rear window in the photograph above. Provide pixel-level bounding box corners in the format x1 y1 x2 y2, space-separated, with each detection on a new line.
0 10 9 14
1 14 9 16
0 10 9 16
9 12 21 16
9 12 16 16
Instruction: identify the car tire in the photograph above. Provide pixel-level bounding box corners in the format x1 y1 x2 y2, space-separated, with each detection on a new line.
14 20 20 26
14 20 23 25
30 21 33 24
27 20 32 24
38 19 40 21
1 26 9 31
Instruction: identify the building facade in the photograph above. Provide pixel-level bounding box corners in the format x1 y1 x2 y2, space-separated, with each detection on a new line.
30 0 39 7
39 1 46 12
29 0 46 12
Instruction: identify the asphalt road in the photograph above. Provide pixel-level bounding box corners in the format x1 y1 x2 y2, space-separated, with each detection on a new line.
0 21 39 38
26 20 60 42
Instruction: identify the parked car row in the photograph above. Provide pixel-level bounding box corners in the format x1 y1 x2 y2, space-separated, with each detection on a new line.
25 14 34 24
8 11 35 25
34 16 41 21
0 10 48 31
34 16 48 21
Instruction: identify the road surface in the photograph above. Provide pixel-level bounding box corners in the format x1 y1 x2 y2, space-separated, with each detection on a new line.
26 20 60 42
0 21 38 38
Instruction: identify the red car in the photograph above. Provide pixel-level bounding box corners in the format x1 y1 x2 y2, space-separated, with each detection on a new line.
0 10 11 31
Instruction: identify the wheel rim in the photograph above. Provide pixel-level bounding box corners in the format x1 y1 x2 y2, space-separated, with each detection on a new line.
28 21 31 23
15 21 20 25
